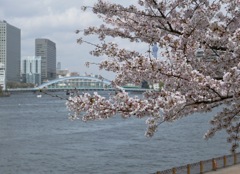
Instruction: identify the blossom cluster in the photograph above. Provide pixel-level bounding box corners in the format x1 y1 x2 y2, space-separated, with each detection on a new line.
70 0 240 152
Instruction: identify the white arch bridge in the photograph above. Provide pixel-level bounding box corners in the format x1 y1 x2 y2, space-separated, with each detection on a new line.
9 76 147 92
37 76 112 91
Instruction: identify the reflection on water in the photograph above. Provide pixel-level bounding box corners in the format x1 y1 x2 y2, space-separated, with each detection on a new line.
0 92 231 174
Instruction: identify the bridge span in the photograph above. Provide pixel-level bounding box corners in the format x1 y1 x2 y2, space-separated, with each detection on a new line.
8 76 147 93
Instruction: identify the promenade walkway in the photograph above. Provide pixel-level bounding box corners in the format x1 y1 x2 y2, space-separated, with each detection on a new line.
204 164 240 174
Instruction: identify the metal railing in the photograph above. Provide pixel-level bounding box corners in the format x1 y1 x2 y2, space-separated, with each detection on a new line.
155 152 240 174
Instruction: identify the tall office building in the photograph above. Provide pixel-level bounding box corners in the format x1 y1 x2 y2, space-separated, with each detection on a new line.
0 63 5 90
0 20 21 89
21 56 41 86
57 62 61 70
35 38 56 83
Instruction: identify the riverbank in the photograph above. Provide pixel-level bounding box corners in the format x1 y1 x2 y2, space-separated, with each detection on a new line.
204 164 240 174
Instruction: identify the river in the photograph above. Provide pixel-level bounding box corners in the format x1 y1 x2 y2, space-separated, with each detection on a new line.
0 92 232 174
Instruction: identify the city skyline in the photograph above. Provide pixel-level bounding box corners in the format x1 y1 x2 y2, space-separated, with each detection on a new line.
0 0 147 80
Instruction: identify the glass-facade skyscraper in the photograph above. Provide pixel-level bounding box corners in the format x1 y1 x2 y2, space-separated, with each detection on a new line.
0 20 21 89
21 56 41 86
35 38 56 83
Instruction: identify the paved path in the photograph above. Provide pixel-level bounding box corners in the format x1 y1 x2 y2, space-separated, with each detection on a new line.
204 164 240 174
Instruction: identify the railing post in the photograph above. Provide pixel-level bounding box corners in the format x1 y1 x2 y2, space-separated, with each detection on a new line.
172 167 176 174
212 158 217 171
187 164 190 174
234 153 237 164
223 156 227 167
200 161 203 174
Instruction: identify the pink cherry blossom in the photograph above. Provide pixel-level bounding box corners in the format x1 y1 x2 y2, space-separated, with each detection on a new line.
68 0 240 153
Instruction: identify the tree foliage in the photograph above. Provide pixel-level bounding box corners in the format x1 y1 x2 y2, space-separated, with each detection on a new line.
7 82 35 89
68 0 240 152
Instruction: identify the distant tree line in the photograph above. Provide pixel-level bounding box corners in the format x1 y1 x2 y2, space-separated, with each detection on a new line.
7 82 35 89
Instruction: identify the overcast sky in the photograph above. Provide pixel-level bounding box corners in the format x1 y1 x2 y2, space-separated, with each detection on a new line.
0 0 146 80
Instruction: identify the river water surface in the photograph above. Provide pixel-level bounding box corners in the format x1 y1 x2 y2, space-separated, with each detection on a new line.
0 92 233 174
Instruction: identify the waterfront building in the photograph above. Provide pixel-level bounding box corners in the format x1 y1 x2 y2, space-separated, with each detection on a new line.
0 63 5 90
70 72 80 77
57 69 69 78
0 20 21 89
57 62 61 70
21 56 41 86
35 38 56 83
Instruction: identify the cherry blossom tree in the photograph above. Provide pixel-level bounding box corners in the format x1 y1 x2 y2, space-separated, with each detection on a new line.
67 0 240 152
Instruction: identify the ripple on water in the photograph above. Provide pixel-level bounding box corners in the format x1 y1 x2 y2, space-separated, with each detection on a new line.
0 92 232 174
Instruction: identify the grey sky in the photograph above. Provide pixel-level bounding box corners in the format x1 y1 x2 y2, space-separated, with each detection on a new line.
0 0 149 80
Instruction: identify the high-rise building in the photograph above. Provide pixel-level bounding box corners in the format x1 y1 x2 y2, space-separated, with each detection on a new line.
57 62 61 70
35 38 56 83
0 20 21 89
21 56 41 86
0 63 5 90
